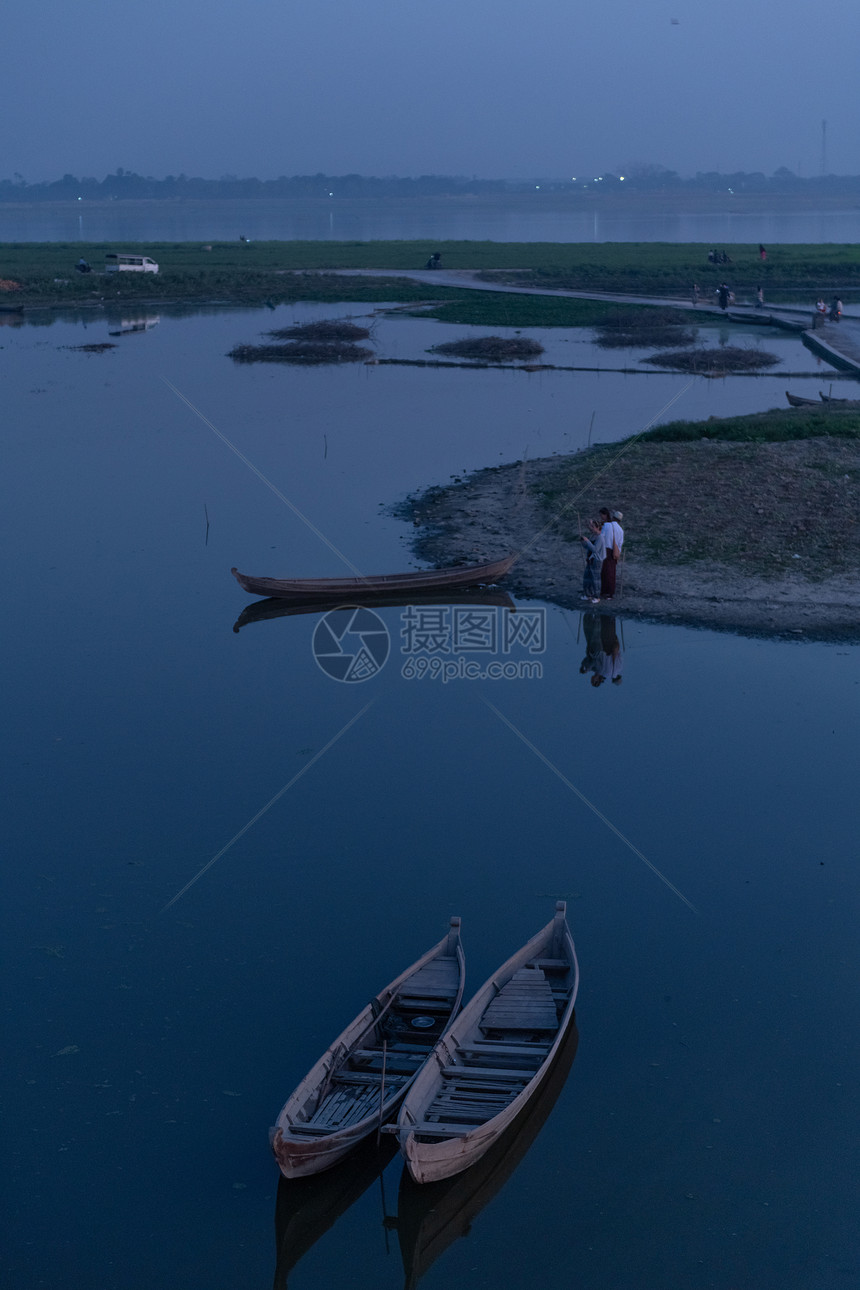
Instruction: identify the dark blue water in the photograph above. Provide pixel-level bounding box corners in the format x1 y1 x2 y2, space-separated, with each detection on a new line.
3 304 858 1290
3 195 860 244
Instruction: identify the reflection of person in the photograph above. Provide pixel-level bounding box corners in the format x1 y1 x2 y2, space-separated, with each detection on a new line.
579 519 605 602
579 611 603 676
579 612 623 686
598 615 623 685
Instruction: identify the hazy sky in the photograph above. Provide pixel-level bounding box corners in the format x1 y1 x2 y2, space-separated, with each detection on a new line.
5 0 859 182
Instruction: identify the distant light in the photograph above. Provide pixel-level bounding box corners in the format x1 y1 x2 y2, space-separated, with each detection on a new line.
728 187 734 193
620 176 625 181
77 196 82 201
571 177 576 181
535 185 540 189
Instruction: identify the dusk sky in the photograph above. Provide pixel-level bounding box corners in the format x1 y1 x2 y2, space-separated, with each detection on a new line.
5 0 859 182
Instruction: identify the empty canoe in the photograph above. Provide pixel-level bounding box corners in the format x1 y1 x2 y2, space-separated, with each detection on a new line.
270 917 465 1179
395 902 578 1184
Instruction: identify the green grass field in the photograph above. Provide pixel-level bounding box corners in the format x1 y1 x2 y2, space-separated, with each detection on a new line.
3 239 860 315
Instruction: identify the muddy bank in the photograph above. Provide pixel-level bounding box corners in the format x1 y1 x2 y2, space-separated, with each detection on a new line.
402 438 860 639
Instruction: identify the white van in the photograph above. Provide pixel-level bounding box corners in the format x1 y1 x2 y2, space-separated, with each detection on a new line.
105 253 159 273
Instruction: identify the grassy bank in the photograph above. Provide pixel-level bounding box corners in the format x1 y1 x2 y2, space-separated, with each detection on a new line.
530 410 860 574
4 240 860 312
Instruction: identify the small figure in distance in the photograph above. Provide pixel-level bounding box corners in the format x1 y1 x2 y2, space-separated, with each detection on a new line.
717 283 730 311
424 252 442 270
756 285 764 309
830 297 843 322
759 243 767 261
691 282 700 306
75 258 91 274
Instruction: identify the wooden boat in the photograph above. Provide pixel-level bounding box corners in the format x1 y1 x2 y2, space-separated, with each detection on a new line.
785 391 820 408
233 587 516 632
819 391 860 407
394 902 578 1184
232 555 515 602
396 1018 579 1290
271 918 465 1179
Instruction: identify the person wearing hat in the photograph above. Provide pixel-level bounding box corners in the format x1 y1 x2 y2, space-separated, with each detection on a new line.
599 508 624 600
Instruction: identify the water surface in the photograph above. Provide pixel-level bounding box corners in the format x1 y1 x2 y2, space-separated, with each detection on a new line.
4 195 860 244
3 304 858 1290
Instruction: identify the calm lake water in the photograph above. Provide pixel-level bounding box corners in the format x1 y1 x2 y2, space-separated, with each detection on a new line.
3 195 860 245
4 299 858 1290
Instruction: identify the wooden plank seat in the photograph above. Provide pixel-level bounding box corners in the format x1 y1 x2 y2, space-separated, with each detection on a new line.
331 1071 410 1087
458 1040 552 1056
428 1091 518 1113
414 1121 482 1137
442 1065 535 1081
480 968 559 1034
349 1050 425 1076
395 996 455 1011
531 958 570 972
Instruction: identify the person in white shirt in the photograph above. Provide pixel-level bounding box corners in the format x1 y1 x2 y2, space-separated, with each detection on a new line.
598 507 624 599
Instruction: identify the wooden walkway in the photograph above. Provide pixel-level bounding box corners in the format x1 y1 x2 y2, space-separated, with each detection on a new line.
304 268 860 378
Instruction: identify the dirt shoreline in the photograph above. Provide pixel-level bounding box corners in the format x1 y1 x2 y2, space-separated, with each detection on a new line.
403 444 860 640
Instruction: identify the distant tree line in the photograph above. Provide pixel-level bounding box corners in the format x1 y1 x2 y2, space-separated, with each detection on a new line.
4 167 860 201
0 170 509 202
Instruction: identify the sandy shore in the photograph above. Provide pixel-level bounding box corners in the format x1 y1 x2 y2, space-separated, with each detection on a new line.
404 447 860 639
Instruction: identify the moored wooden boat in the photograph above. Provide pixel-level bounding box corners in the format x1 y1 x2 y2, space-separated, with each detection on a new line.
394 902 578 1184
396 1018 579 1289
271 918 465 1179
819 391 860 406
232 555 515 602
233 587 516 632
785 391 820 408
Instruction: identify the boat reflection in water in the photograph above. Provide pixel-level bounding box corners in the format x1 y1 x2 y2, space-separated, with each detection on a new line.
394 1018 579 1290
273 1135 398 1289
233 588 516 633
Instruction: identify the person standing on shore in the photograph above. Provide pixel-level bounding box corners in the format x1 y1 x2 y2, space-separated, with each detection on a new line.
756 285 764 309
691 283 700 306
759 244 767 261
599 507 624 600
717 283 730 311
579 518 605 602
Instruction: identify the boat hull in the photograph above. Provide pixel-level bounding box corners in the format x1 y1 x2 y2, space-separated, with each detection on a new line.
232 556 515 601
271 919 465 1179
397 903 578 1184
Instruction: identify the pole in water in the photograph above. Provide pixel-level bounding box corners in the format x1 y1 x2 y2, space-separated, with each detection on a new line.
204 503 210 546
376 1039 388 1146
